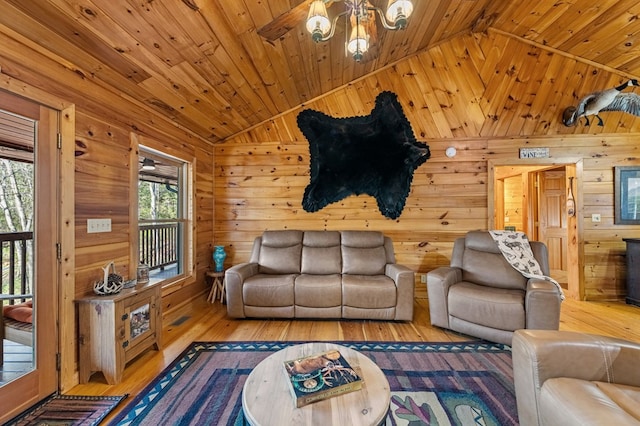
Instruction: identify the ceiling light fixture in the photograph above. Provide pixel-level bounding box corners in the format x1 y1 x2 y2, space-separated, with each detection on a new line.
141 157 156 171
306 0 414 62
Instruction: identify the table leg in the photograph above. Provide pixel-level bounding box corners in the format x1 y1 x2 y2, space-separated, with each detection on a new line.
219 278 225 304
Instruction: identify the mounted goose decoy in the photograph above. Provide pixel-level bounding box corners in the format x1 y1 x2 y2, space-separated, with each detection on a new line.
562 79 640 127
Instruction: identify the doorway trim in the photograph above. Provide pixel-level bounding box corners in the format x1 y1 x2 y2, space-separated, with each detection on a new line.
0 73 76 405
488 157 584 300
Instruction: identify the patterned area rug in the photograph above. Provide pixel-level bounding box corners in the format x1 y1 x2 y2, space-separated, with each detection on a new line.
111 341 517 426
6 393 128 425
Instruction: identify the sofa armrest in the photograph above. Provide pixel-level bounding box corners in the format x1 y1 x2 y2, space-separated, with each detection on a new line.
426 267 461 328
524 278 562 330
513 330 640 426
225 263 259 318
386 264 414 321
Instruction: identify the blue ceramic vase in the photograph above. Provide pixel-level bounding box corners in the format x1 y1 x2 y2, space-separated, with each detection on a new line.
213 245 226 272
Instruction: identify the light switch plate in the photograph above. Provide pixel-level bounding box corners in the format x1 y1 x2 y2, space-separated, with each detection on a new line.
87 218 112 233
591 213 601 223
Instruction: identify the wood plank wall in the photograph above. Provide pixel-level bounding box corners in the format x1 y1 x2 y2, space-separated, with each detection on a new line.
0 24 215 388
503 175 523 231
216 30 640 301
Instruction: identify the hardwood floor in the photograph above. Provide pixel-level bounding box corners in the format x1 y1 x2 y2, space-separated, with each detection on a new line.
68 292 640 422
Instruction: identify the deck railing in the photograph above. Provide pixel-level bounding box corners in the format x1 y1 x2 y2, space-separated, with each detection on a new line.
0 231 33 305
139 222 179 271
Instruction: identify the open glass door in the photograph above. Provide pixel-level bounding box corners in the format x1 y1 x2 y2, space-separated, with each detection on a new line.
0 91 58 422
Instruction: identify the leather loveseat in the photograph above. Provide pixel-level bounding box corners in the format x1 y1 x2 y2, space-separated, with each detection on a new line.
225 230 414 320
513 330 640 425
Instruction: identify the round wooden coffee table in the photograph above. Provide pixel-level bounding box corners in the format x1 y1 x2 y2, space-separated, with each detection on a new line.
242 342 390 426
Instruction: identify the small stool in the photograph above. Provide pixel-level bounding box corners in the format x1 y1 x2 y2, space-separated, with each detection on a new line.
206 270 225 303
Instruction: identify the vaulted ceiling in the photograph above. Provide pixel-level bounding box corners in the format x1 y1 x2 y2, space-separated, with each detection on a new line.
1 0 639 144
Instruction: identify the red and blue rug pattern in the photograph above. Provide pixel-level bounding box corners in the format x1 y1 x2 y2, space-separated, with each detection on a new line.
6 393 127 425
111 341 517 425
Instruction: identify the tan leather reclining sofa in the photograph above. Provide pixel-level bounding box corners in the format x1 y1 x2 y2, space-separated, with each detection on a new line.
513 330 640 426
225 230 414 320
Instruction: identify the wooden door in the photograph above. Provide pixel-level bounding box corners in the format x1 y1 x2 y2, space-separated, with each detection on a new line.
0 92 58 422
538 169 568 285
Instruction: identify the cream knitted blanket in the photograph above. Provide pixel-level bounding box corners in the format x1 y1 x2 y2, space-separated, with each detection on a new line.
489 230 565 300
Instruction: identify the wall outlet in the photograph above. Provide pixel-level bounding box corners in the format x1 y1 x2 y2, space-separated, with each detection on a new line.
420 274 427 284
87 218 112 233
591 213 601 223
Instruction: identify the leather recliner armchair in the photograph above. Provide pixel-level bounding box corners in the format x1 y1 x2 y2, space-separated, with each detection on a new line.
512 330 640 425
426 231 562 345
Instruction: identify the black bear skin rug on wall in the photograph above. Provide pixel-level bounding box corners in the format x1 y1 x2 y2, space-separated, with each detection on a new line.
297 91 430 219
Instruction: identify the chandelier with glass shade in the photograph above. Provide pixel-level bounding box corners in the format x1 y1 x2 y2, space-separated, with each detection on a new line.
306 0 414 62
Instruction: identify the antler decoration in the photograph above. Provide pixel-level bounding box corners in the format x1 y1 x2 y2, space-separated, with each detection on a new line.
562 79 640 127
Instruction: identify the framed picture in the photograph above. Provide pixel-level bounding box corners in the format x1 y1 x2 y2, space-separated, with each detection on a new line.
614 166 640 224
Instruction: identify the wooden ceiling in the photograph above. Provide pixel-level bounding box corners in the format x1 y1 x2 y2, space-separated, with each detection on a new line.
1 0 640 144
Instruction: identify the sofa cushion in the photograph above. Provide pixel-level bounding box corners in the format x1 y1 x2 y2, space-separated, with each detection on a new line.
342 246 386 275
301 231 341 274
295 274 342 307
341 231 387 275
448 282 525 331
461 231 528 290
258 230 303 274
540 378 640 425
242 274 295 306
342 274 396 308
341 230 385 247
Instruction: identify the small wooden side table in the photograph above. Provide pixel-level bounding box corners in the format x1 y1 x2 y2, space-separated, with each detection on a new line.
76 281 162 384
206 270 225 303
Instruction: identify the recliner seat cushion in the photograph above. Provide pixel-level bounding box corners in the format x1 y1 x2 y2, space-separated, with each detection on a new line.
242 274 295 307
540 378 640 425
448 282 525 331
295 274 342 308
342 275 396 308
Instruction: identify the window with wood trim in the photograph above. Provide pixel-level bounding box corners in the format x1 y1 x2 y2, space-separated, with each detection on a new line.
138 146 191 283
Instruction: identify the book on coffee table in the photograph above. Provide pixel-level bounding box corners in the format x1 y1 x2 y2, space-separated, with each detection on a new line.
283 349 363 408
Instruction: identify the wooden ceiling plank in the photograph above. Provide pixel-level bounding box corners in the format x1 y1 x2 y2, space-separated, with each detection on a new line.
432 0 494 43
555 0 635 52
439 38 486 136
586 3 640 68
425 45 474 138
237 31 291 112
216 0 256 35
255 0 311 41
94 1 184 66
138 75 229 137
478 36 527 137
495 0 557 38
477 31 507 84
241 0 304 108
517 0 576 44
515 49 556 136
412 52 455 139
538 60 589 135
391 59 443 139
170 62 251 131
196 1 280 117
0 26 213 145
502 44 549 136
508 0 567 39
4 0 151 83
